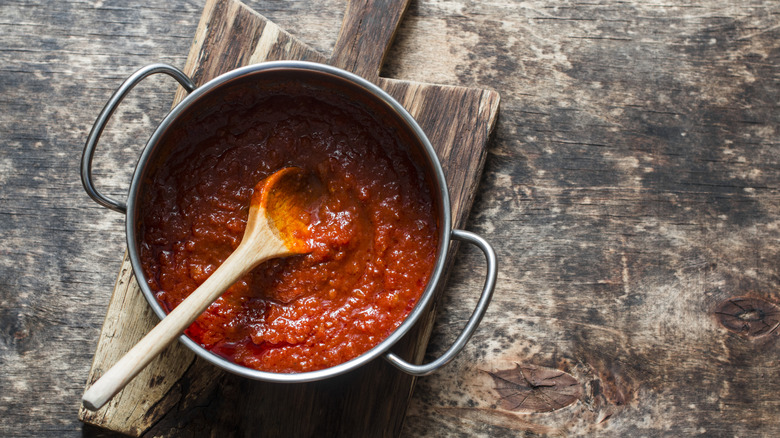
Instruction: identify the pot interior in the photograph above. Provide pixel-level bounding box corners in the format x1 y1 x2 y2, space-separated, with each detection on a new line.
126 63 450 380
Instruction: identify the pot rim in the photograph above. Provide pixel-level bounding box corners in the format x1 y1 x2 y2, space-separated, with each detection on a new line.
125 60 453 382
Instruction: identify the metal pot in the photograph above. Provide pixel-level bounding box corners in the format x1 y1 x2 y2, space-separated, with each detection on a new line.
81 61 496 382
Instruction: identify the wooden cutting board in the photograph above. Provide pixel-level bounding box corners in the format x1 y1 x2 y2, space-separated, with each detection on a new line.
79 0 499 435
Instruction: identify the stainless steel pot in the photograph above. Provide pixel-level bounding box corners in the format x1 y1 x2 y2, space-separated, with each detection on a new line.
81 61 496 382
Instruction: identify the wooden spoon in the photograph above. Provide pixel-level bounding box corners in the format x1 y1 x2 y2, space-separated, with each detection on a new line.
82 167 321 411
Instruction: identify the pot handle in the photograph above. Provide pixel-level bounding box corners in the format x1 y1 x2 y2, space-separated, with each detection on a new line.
384 229 497 376
80 64 196 214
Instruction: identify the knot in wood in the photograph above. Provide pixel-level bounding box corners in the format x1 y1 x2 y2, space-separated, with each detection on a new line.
487 363 581 413
714 296 780 338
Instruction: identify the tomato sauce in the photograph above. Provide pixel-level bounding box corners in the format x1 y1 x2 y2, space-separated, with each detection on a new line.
138 87 439 373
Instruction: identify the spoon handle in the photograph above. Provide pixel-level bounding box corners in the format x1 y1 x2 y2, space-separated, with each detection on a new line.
82 243 261 411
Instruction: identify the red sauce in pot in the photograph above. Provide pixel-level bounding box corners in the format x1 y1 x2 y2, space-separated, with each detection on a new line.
138 87 439 373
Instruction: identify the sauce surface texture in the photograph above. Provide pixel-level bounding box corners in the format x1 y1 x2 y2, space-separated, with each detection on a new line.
139 88 439 373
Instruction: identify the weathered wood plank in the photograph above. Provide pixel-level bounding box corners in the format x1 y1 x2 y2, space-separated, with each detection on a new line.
76 0 499 436
399 2 780 436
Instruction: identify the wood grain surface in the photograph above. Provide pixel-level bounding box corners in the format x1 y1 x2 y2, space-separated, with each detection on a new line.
2 0 780 437
77 0 500 435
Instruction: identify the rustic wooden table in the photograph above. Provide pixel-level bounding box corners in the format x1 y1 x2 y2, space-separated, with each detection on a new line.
2 0 779 436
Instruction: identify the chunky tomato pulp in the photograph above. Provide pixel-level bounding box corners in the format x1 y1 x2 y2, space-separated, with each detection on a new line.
138 87 439 373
